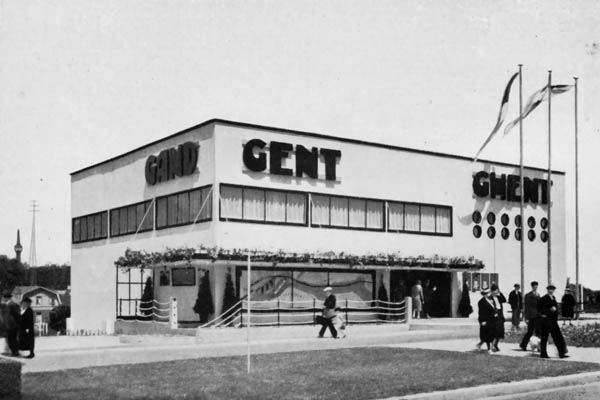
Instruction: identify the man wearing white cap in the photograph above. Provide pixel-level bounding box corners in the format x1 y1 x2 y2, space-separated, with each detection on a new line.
318 287 338 338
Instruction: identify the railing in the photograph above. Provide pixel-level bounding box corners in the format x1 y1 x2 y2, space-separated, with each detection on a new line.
117 298 171 324
199 298 408 328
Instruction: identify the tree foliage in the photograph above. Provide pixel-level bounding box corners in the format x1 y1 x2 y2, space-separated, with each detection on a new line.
49 305 71 334
221 270 238 321
140 277 153 317
193 271 214 323
0 255 25 294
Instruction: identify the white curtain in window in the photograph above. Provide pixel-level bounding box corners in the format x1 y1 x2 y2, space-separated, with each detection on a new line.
243 188 265 221
330 197 348 226
287 193 306 224
311 194 329 226
349 199 366 228
436 207 451 234
366 200 383 229
405 204 420 231
420 206 436 232
265 191 286 222
388 202 404 231
220 186 243 219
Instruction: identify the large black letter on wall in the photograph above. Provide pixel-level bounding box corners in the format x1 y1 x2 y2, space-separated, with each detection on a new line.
472 171 489 198
243 139 267 172
489 173 507 200
169 147 183 179
269 141 294 176
182 142 199 176
506 174 521 202
156 150 170 183
320 148 341 181
523 177 539 204
295 145 318 179
145 155 158 185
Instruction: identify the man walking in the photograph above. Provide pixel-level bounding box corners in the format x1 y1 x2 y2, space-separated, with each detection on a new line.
318 287 338 339
508 283 523 330
538 284 568 359
519 281 540 351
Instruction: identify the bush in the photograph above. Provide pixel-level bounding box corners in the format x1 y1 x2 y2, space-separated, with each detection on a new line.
0 357 21 400
505 322 600 348
193 271 214 323
49 305 71 334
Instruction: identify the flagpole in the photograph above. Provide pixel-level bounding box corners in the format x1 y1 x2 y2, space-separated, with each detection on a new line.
574 76 581 314
547 70 552 285
518 64 525 295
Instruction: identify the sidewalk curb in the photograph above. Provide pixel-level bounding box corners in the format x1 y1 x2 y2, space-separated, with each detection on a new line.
383 371 600 400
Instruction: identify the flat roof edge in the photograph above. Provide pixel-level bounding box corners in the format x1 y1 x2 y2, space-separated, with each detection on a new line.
70 118 566 176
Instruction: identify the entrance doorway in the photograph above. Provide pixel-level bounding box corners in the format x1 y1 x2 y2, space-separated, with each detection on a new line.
390 270 452 318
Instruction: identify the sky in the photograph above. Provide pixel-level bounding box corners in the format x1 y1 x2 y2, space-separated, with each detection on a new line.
1 0 599 288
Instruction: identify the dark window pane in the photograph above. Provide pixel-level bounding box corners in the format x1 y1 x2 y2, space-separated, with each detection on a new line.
156 197 167 228
94 214 102 239
189 189 202 222
119 207 128 234
136 203 146 230
87 216 95 239
167 195 178 226
141 201 154 231
110 210 119 236
73 219 80 243
178 192 190 224
127 205 137 233
101 212 108 237
80 217 88 241
200 187 212 220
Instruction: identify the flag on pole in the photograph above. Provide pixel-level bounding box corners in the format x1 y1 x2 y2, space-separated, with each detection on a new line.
473 72 519 161
503 84 573 136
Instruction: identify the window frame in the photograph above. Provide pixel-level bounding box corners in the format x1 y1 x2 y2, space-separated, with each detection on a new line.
72 210 109 244
109 199 155 238
155 185 213 231
387 200 453 237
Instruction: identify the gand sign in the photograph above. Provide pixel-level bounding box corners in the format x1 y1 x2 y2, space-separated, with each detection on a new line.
243 139 342 181
472 171 549 204
145 142 199 185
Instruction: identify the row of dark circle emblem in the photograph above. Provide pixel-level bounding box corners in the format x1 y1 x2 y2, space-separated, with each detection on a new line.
472 226 548 242
472 211 548 229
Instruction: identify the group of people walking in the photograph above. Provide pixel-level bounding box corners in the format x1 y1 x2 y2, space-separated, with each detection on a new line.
478 281 571 359
0 292 35 358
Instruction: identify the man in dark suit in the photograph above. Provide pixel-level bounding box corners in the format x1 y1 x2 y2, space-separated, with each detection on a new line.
508 283 523 330
318 287 338 339
1 292 21 356
19 297 35 358
519 281 540 351
538 284 568 358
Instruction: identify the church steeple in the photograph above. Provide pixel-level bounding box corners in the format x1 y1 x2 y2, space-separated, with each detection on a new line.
14 229 23 263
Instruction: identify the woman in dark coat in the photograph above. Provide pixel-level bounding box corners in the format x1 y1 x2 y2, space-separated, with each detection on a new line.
491 284 507 352
458 282 473 318
19 297 34 358
477 289 496 352
561 288 576 326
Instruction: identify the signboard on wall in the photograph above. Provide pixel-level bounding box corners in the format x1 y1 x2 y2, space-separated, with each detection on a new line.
145 142 199 185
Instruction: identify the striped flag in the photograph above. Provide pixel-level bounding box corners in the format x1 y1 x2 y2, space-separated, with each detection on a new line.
473 72 519 161
503 84 573 136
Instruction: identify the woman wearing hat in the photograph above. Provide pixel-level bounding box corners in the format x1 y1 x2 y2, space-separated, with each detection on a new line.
490 284 507 352
317 287 338 339
561 288 576 326
476 288 496 353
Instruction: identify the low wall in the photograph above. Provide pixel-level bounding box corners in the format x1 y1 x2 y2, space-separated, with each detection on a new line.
115 320 196 336
0 357 21 400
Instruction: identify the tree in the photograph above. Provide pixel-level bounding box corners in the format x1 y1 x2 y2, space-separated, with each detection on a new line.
377 282 389 320
221 270 238 324
140 277 153 318
0 255 25 294
193 271 214 323
49 305 71 335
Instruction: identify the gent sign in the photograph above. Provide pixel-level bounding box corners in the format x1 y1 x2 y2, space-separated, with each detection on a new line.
243 139 342 181
145 142 199 185
472 171 549 204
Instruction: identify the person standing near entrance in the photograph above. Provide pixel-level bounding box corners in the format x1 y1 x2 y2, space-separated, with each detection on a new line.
476 288 496 353
411 281 424 319
519 281 541 350
318 287 338 339
561 288 576 326
538 284 568 359
1 292 21 356
490 284 506 352
19 297 35 358
508 284 523 331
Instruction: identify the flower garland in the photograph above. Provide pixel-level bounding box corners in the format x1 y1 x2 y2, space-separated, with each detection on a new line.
115 245 485 271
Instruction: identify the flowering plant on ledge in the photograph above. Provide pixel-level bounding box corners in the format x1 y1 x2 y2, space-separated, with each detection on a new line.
115 245 485 271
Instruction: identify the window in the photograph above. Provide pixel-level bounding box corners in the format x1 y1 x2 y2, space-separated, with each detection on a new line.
72 211 108 243
220 184 307 225
156 186 212 229
172 267 196 286
309 194 384 231
36 296 41 305
310 194 329 226
110 200 154 237
388 201 452 236
116 268 152 317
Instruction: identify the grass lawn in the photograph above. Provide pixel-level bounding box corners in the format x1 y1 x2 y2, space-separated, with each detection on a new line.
22 347 600 400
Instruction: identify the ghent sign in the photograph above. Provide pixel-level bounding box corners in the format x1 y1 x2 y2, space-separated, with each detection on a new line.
472 171 549 204
145 142 199 185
